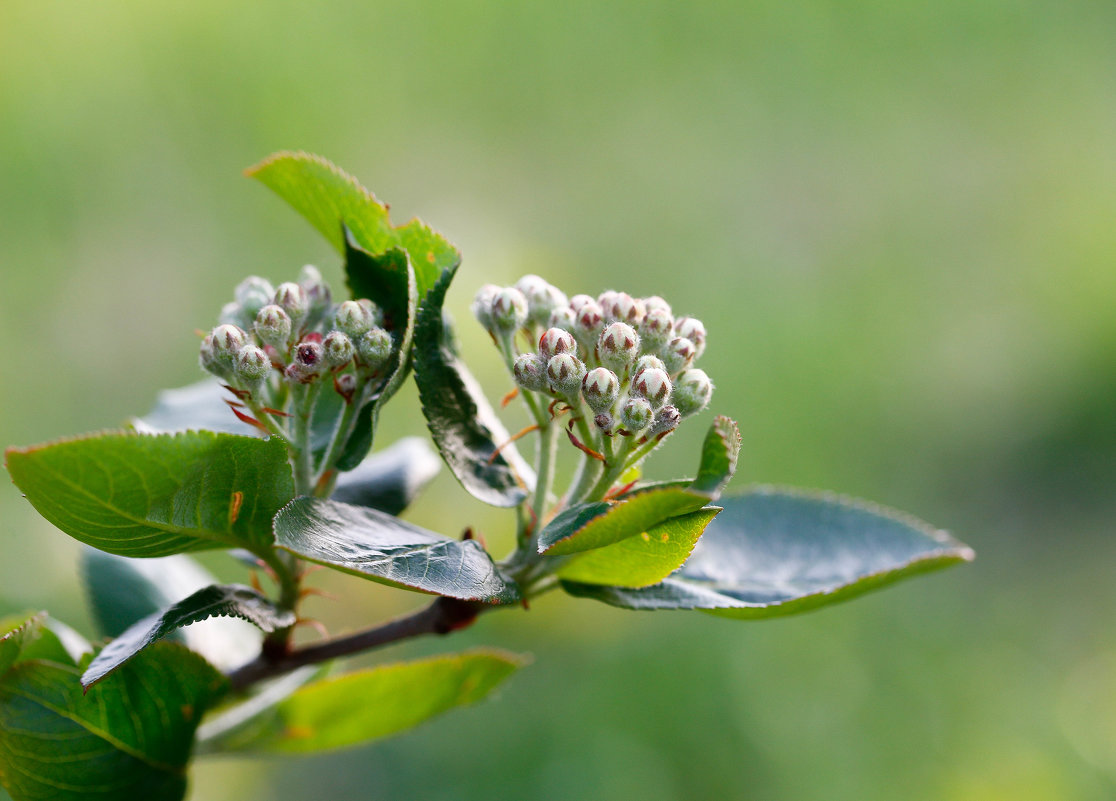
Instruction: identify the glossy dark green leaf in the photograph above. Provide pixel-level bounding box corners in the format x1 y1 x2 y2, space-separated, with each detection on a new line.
212 650 525 754
330 436 441 514
81 585 294 689
130 378 256 436
562 486 974 617
538 416 740 555
5 431 294 557
413 266 531 507
0 642 226 801
246 151 457 298
274 497 520 603
556 507 720 588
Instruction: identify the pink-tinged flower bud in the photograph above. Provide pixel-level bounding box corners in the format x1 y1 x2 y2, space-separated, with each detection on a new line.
199 334 220 375
673 368 714 417
639 309 674 353
211 324 249 368
322 331 355 367
546 353 586 396
235 276 276 321
274 282 309 327
650 405 682 437
620 397 654 433
597 290 620 319
594 412 615 434
335 372 358 399
674 317 707 359
471 284 501 331
513 353 549 392
569 294 596 313
236 345 271 385
294 339 324 375
516 274 569 327
582 367 620 413
632 354 667 383
334 300 375 339
284 362 315 384
661 337 697 375
255 304 292 347
631 367 672 410
491 287 529 333
358 327 393 372
548 306 577 331
538 327 577 361
598 322 641 373
607 292 645 327
642 295 672 317
573 301 605 349
299 265 331 311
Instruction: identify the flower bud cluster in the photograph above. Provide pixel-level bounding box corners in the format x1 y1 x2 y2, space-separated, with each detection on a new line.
199 269 397 403
493 277 716 439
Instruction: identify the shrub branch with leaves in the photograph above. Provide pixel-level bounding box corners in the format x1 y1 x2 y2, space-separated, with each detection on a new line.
0 152 974 801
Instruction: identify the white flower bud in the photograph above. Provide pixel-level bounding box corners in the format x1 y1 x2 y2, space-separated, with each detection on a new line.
322 331 355 367
513 353 549 392
631 367 672 410
597 290 620 319
673 368 714 417
236 345 271 386
358 327 393 372
597 322 641 373
471 284 501 331
632 354 667 383
516 274 568 327
569 294 596 313
607 292 645 327
548 306 577 331
211 324 249 368
581 367 620 413
661 337 697 375
235 276 276 321
538 327 578 361
650 405 682 437
255 304 292 347
274 282 309 327
674 317 707 359
334 300 375 339
639 309 674 353
642 295 672 317
620 397 654 433
573 301 605 349
546 353 586 396
491 287 529 333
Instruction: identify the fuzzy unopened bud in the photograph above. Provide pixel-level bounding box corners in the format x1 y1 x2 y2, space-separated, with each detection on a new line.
274 282 309 327
235 276 276 321
211 324 248 367
218 302 248 329
674 317 707 359
573 301 605 349
516 275 568 327
284 362 314 384
639 309 674 352
335 372 358 399
650 405 682 437
491 287 529 333
598 322 641 373
255 305 292 347
358 327 393 372
299 265 331 310
294 340 324 375
620 397 654 433
673 369 714 417
513 353 549 392
632 354 667 383
236 345 271 386
471 284 501 331
632 367 672 410
642 295 672 317
334 300 374 339
597 290 620 319
539 327 577 361
661 337 697 375
594 412 615 434
582 367 620 413
322 331 355 367
569 294 596 313
548 306 577 331
199 334 219 374
605 292 645 327
546 353 586 396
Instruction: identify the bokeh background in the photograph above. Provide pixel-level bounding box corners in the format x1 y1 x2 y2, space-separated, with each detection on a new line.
3 1 1116 799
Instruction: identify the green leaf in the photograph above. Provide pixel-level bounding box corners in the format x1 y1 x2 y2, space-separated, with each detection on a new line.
0 642 226 801
538 415 740 555
330 436 441 515
245 151 458 298
556 507 720 588
5 431 295 557
413 266 532 507
81 585 295 689
0 616 74 676
130 379 255 436
215 650 525 754
274 498 520 603
562 486 975 617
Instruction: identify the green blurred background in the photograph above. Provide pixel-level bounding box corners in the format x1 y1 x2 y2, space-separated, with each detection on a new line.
2 1 1115 798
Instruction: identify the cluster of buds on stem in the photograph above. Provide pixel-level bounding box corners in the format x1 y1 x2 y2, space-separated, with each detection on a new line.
476 276 714 452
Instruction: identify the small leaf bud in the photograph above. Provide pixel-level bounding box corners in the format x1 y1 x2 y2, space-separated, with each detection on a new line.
661 337 697 375
516 275 569 327
255 304 293 347
211 324 249 368
334 300 375 339
471 284 501 331
631 367 672 410
594 412 615 434
569 294 596 313
573 301 605 349
274 282 310 327
513 353 549 392
322 331 355 367
538 327 577 361
620 397 654 433
294 339 324 375
546 353 586 396
597 322 641 373
642 295 672 317
632 354 667 383
673 368 714 417
674 317 707 359
650 405 682 437
639 308 674 353
358 327 393 372
581 367 620 413
490 287 529 332
606 292 645 327
235 345 271 386
548 306 577 331
234 276 276 321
